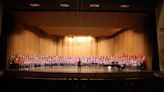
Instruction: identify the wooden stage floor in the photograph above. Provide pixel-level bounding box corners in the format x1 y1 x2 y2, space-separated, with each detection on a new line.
18 66 142 73
2 66 156 80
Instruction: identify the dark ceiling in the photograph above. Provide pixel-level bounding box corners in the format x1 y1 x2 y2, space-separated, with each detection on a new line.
1 0 161 12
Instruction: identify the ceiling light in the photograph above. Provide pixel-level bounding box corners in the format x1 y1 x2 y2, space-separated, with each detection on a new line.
90 4 100 8
30 3 40 7
119 4 130 8
60 4 70 8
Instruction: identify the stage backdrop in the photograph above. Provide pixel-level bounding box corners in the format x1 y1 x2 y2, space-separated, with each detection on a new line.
6 14 152 70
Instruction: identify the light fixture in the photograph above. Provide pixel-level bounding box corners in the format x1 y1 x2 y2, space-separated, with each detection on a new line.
60 3 70 8
65 36 93 42
90 4 100 8
119 4 130 8
30 3 40 7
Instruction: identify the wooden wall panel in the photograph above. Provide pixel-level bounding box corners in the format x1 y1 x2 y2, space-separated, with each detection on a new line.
6 24 151 68
7 28 40 55
113 27 152 70
39 36 54 55
114 29 145 56
24 29 40 55
67 37 73 56
144 36 152 70
63 37 67 56
64 37 98 57
97 37 114 56
7 24 115 58
156 2 164 72
123 29 144 55
114 32 124 56
91 38 97 56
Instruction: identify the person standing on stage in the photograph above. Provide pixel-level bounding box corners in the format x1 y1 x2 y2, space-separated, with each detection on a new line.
78 57 81 71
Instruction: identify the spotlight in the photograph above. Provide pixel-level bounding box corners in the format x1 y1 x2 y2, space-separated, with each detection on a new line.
60 4 70 8
90 4 100 8
30 3 40 7
119 4 130 8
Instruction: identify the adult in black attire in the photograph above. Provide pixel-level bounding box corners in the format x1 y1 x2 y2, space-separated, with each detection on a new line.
78 59 81 71
140 61 147 70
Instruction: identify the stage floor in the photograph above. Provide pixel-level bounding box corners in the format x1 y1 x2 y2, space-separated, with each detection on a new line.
2 66 156 80
18 66 141 73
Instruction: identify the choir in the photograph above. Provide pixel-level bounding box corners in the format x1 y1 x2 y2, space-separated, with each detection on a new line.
9 54 146 70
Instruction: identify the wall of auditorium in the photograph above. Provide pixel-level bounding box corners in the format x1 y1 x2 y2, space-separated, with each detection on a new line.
6 14 151 70
156 1 164 72
7 22 146 57
6 22 114 57
113 27 152 70
114 28 145 56
0 3 2 37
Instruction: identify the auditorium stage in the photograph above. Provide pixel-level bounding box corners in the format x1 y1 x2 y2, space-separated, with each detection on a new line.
2 66 156 80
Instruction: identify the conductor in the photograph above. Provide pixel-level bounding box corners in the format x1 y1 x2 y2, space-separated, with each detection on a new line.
77 59 81 71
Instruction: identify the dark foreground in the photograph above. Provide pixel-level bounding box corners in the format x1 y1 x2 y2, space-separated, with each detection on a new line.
0 77 164 92
0 66 164 92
